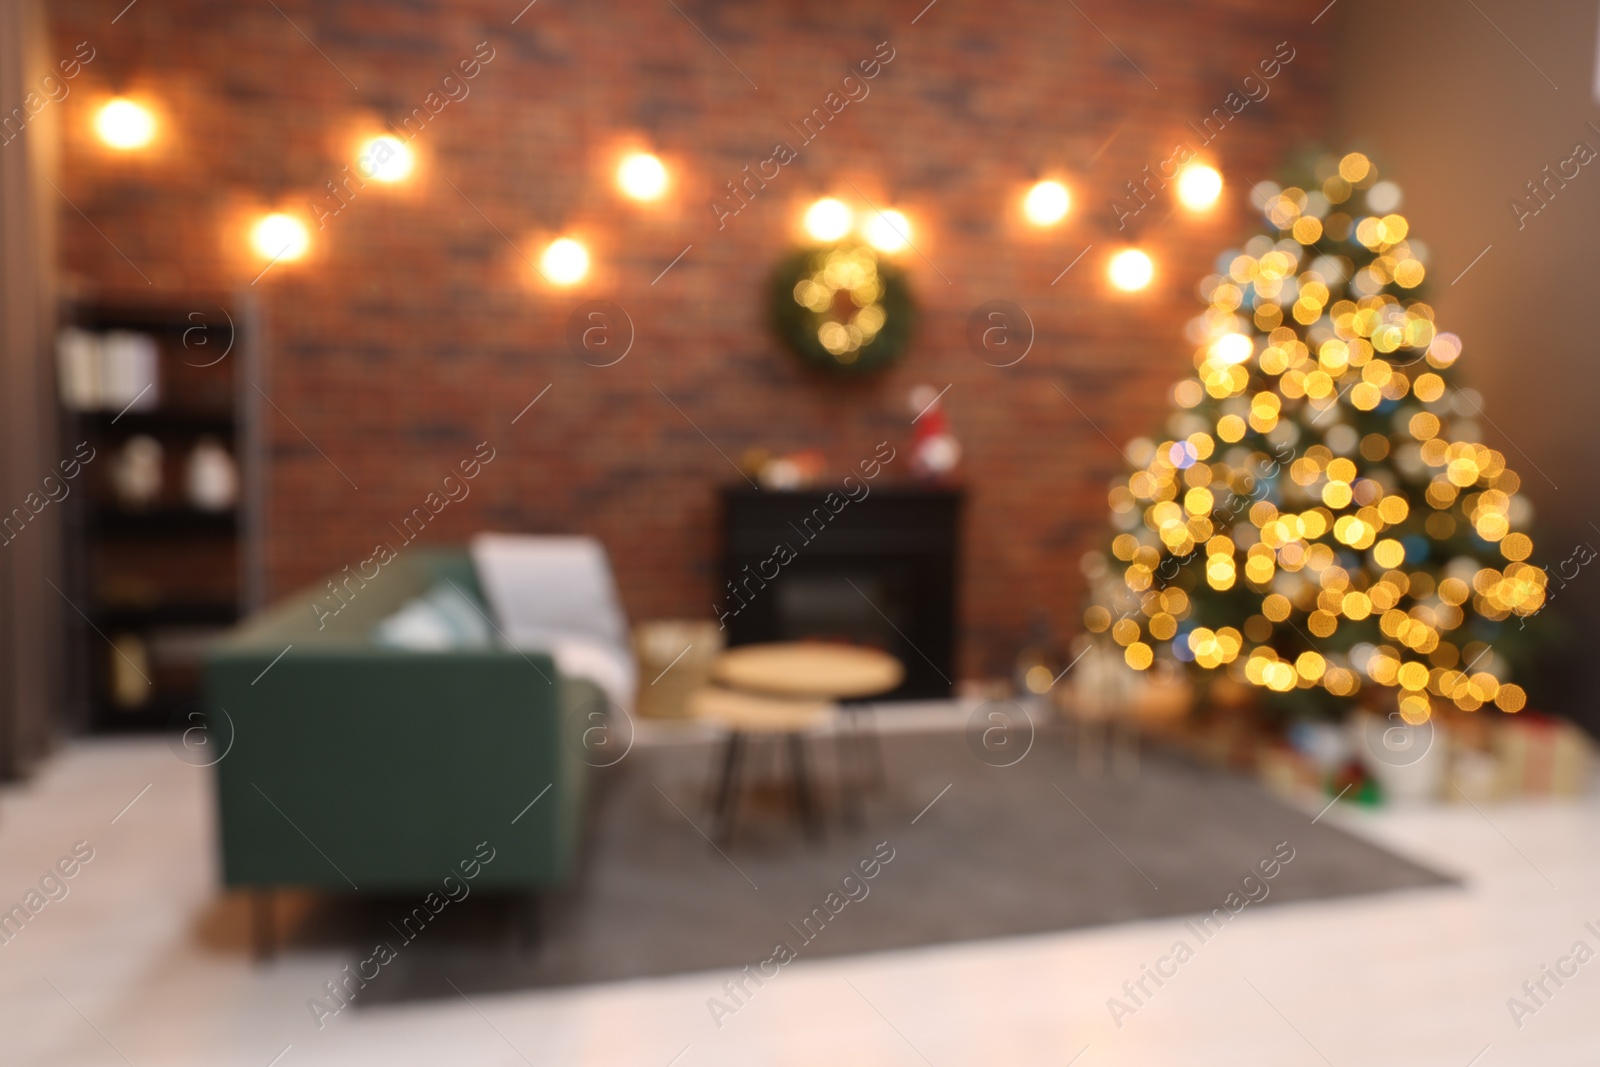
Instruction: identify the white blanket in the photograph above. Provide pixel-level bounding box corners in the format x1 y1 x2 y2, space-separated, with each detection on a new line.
469 533 637 712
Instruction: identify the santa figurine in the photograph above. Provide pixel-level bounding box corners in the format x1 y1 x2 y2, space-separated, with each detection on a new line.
907 384 961 482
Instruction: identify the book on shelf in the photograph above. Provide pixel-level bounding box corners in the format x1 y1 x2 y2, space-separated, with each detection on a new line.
56 327 161 412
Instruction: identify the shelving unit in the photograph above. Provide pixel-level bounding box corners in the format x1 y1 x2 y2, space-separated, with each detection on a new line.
59 298 262 732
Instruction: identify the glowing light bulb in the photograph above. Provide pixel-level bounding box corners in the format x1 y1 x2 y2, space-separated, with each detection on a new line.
617 152 668 201
357 135 414 183
540 238 590 285
1023 180 1070 226
250 213 310 262
94 98 155 150
1175 164 1223 212
1213 333 1252 364
864 209 911 252
803 198 852 242
1108 248 1154 292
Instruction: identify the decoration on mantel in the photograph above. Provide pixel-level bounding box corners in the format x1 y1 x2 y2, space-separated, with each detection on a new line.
770 243 913 375
908 383 961 480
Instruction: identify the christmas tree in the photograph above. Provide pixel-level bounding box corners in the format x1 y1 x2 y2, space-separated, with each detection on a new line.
1084 152 1544 723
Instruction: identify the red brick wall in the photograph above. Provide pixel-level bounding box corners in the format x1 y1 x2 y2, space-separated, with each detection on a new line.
49 0 1330 679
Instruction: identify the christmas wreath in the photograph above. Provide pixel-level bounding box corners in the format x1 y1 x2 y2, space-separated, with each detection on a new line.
769 244 914 374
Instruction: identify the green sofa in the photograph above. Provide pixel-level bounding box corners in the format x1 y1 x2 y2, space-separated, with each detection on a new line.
204 549 595 917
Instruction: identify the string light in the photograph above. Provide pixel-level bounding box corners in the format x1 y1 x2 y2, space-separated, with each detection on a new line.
94 98 155 150
249 213 310 262
1108 249 1155 292
617 152 668 201
1023 180 1071 226
540 237 590 285
1176 163 1223 212
357 135 414 183
863 209 912 253
803 198 853 242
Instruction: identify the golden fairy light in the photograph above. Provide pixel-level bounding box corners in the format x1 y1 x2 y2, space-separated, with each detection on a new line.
357 135 415 183
1023 180 1072 225
250 212 310 262
539 237 590 285
94 98 156 150
803 197 853 242
1108 248 1155 292
617 151 669 201
1086 151 1537 720
863 209 912 253
1175 163 1223 212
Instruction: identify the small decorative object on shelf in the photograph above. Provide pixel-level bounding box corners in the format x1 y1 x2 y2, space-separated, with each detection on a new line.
108 634 151 709
770 242 914 375
741 447 826 490
185 436 239 511
110 435 164 510
1083 151 1540 727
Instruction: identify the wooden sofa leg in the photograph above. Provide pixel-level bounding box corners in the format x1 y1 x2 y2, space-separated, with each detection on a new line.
251 889 275 961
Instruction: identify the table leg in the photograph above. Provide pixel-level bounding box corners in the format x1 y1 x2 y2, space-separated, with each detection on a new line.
851 705 886 790
787 733 822 842
713 732 746 844
839 705 885 827
838 730 863 829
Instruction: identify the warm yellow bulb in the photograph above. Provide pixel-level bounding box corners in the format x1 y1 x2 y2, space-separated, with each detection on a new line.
357 135 414 183
1023 180 1071 226
1108 248 1154 292
864 209 911 252
540 237 590 285
1213 333 1252 364
1176 164 1223 212
250 213 310 262
803 197 853 242
94 98 155 150
617 152 669 201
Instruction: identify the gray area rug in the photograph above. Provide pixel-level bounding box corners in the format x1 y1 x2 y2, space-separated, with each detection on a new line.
303 727 1450 1004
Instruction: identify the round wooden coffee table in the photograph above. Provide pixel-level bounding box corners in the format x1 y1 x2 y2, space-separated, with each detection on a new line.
694 642 904 841
711 642 904 699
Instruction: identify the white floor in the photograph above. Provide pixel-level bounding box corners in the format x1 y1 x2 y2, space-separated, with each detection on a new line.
3 735 1599 1066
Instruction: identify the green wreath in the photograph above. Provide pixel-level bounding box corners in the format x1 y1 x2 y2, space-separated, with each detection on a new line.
770 244 914 374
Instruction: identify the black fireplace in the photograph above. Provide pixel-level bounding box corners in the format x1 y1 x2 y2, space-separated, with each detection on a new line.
719 486 962 700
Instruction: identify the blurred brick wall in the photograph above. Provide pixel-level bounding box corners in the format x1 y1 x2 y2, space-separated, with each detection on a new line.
50 0 1329 679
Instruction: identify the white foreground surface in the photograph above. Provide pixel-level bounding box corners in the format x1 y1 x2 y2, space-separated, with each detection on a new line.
2 736 1598 1066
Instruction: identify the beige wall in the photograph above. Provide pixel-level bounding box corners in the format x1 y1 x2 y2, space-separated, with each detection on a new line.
1334 0 1600 725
